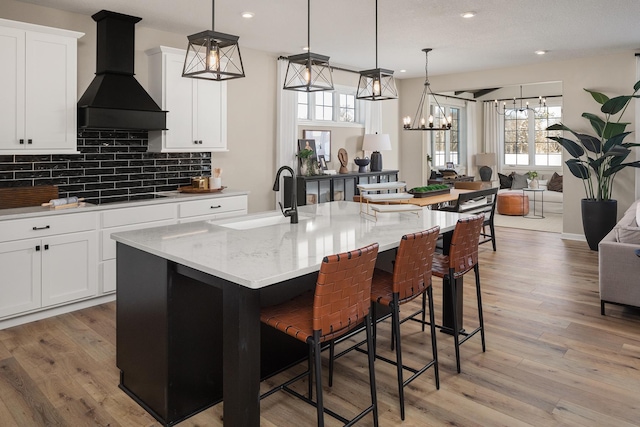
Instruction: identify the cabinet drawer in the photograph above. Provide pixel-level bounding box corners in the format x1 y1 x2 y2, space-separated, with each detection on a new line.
179 196 247 218
101 203 176 228
0 212 97 243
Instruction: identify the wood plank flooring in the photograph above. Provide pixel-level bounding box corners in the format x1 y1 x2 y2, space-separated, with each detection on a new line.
1 226 639 426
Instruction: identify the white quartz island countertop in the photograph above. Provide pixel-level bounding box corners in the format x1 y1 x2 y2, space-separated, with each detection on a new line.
112 201 462 289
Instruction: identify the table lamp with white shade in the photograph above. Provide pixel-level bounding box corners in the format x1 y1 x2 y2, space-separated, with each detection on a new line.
475 153 496 182
362 133 391 172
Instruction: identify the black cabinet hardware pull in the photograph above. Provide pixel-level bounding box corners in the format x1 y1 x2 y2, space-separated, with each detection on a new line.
36 245 40 251
44 244 49 250
210 205 221 209
19 139 24 144
32 225 50 230
27 139 33 144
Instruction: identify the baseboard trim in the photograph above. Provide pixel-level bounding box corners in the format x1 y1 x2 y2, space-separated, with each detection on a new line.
561 232 586 242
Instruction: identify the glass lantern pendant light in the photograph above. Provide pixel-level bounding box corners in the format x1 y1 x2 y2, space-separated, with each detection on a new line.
182 0 245 80
356 0 397 101
402 48 452 131
283 0 334 92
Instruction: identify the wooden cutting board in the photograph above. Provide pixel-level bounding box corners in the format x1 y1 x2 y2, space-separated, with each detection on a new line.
0 185 59 209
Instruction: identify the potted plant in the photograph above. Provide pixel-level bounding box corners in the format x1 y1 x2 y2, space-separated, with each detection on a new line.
526 171 539 189
547 80 640 250
297 148 316 176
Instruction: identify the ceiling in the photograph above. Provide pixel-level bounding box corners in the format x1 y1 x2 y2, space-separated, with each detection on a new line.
16 0 640 79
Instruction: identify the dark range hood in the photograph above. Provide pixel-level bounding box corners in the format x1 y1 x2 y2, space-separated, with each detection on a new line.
78 10 167 130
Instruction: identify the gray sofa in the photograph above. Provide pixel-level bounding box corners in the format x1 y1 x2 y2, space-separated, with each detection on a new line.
599 199 640 314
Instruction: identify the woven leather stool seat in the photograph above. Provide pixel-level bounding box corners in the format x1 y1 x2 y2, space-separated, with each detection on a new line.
497 192 529 215
260 243 380 427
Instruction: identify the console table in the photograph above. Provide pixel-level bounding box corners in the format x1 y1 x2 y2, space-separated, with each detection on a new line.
284 170 399 207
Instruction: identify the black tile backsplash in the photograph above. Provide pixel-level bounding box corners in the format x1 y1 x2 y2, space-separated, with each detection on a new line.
0 129 212 205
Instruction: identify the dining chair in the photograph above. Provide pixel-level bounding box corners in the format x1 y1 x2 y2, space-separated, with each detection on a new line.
260 242 380 427
432 214 486 373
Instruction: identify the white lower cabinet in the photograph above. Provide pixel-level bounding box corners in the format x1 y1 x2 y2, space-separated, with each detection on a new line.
0 213 97 319
0 193 248 326
99 203 177 293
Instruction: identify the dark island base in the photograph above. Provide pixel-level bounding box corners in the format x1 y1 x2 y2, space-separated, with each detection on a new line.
116 244 311 426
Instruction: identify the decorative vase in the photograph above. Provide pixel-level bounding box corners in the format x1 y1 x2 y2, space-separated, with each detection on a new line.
581 199 617 251
529 178 539 189
299 158 310 176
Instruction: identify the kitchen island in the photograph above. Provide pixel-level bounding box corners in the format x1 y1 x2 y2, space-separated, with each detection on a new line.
112 201 461 426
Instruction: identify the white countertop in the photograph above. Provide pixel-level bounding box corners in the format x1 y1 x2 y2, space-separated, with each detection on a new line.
112 201 462 289
0 189 250 221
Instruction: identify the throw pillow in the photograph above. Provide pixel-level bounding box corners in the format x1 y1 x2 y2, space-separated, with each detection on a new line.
511 173 528 190
614 226 640 244
548 172 563 192
498 173 512 189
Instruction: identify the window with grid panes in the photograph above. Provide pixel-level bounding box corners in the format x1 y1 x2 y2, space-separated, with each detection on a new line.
297 92 308 120
315 92 333 121
339 94 355 122
503 100 562 166
431 104 462 167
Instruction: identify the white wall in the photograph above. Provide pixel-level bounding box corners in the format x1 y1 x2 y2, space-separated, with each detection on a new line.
398 52 639 237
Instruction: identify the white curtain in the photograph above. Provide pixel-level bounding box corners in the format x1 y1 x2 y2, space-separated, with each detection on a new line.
275 58 298 208
483 101 502 177
363 101 382 134
466 100 477 175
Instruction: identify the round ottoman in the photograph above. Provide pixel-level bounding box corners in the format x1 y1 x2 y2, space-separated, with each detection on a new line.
497 192 530 215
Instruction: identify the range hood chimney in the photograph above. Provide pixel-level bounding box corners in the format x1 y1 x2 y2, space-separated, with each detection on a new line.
78 10 167 130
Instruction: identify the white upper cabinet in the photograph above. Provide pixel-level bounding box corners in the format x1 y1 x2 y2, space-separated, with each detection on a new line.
0 19 83 154
146 46 227 153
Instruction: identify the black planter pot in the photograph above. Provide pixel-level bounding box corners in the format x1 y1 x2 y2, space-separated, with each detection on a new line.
581 199 617 251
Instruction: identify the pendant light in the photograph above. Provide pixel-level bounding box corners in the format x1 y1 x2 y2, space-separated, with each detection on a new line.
402 48 452 131
283 0 334 92
182 0 245 80
356 0 397 101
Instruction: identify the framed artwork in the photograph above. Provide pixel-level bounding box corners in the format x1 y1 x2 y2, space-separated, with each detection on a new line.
446 161 455 169
298 138 316 155
318 156 328 170
303 130 331 161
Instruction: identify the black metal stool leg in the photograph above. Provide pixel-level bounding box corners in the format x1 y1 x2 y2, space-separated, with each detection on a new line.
474 264 486 352
427 284 440 389
449 270 461 373
421 292 426 332
328 341 335 387
391 298 406 420
313 333 325 427
365 313 379 427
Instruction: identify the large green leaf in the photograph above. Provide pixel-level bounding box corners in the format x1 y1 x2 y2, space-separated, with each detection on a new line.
602 121 629 139
581 112 605 137
575 133 601 153
548 136 584 158
603 131 632 152
566 159 590 179
584 89 609 105
604 160 640 176
601 95 632 115
546 123 571 132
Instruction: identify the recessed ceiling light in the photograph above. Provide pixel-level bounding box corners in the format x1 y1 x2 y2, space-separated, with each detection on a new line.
399 69 407 73
241 12 254 19
461 11 476 18
535 50 547 55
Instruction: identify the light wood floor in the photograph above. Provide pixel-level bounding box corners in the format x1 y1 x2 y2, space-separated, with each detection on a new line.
1 227 640 426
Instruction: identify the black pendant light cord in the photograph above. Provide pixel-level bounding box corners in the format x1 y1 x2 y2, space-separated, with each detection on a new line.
307 0 311 51
375 0 378 68
211 0 215 31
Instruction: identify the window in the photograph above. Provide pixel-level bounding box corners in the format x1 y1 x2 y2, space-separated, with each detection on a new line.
315 92 333 121
296 87 361 124
431 102 464 168
503 99 562 167
339 94 355 123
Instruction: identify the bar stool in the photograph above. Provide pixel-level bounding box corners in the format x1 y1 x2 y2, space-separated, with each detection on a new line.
432 214 486 373
369 226 441 420
260 243 380 427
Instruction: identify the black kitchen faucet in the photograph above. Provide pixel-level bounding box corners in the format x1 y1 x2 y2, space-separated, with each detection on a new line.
272 166 298 224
